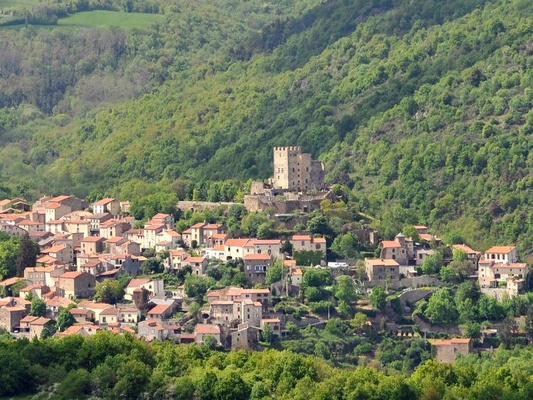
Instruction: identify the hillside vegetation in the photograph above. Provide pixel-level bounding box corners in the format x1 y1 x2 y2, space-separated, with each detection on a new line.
1 0 533 250
3 331 533 399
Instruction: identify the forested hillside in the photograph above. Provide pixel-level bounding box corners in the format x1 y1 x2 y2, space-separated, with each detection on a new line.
1 0 533 250
3 331 533 399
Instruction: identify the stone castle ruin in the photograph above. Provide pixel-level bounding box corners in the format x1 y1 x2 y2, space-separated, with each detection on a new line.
244 147 332 213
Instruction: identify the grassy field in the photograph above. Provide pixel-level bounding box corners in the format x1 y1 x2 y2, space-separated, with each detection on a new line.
0 10 164 30
57 10 164 29
0 0 40 7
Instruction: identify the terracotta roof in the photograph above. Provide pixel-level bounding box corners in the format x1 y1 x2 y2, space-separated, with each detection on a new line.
314 237 327 243
46 202 64 209
46 297 75 307
204 224 222 229
60 271 84 279
225 238 251 247
252 239 282 245
151 213 170 219
81 236 105 243
93 198 115 206
211 300 234 305
191 223 207 229
127 279 151 287
365 258 400 267
244 254 271 261
212 233 228 239
36 255 58 264
49 195 71 202
145 224 164 230
489 262 526 269
100 308 120 316
4 306 26 312
420 233 441 242
292 268 303 275
105 236 126 243
148 304 170 315
20 315 39 323
0 277 23 287
78 301 112 309
292 234 312 241
381 240 402 248
0 199 11 206
195 324 220 334
213 245 225 251
31 317 51 325
184 257 206 263
485 246 516 254
261 318 281 323
70 308 91 315
42 244 68 253
432 338 471 346
452 244 480 255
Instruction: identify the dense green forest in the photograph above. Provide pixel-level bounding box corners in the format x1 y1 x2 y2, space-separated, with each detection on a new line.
1 0 533 250
2 331 533 399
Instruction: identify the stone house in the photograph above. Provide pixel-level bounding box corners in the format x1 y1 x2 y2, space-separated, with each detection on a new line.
148 213 175 230
125 279 165 300
183 256 208 275
432 338 472 363
261 318 282 336
147 304 173 321
100 220 131 240
290 234 327 256
45 203 71 223
81 236 106 254
194 324 221 345
380 237 409 265
243 254 272 284
365 258 400 281
77 301 113 321
483 246 518 264
69 308 95 323
164 249 190 271
57 271 96 299
452 244 481 268
143 224 164 249
478 261 528 288
42 243 73 264
99 307 120 325
25 265 67 287
0 305 27 332
62 219 91 237
231 322 261 350
88 213 113 234
92 198 120 215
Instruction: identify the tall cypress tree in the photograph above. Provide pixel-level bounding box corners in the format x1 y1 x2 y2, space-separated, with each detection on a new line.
16 234 40 276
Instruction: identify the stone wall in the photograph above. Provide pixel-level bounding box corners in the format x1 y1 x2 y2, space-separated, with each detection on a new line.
177 201 238 213
364 276 443 290
397 289 434 308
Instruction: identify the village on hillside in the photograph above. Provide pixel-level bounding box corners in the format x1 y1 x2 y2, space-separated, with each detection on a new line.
0 147 530 363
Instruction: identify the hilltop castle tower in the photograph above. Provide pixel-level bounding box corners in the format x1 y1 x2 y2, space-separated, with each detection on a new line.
271 146 325 192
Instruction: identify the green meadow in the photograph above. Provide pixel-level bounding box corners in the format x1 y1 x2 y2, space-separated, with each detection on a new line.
0 10 164 30
57 10 164 29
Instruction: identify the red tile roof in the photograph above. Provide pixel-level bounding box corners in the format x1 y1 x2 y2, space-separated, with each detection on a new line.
60 271 84 279
244 254 271 261
148 304 170 315
381 240 402 248
485 246 516 254
195 324 220 334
